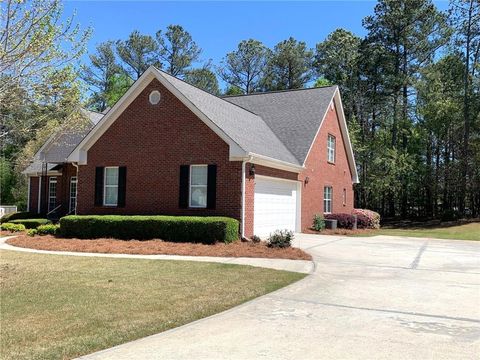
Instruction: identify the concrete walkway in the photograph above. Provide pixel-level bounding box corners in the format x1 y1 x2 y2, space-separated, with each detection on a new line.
75 233 479 360
0 236 314 274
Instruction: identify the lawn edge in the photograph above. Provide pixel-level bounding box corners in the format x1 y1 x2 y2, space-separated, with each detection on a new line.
75 267 312 360
0 235 315 274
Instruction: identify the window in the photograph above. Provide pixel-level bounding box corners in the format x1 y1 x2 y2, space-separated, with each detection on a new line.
324 186 332 213
69 176 78 213
327 134 336 163
48 177 57 212
104 167 119 206
189 165 208 208
343 188 347 206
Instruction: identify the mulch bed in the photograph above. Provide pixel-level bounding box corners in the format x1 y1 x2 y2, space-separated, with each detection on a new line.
6 235 312 261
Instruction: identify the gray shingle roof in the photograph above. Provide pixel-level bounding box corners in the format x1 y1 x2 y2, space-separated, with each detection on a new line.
223 86 337 165
23 109 103 174
160 71 300 165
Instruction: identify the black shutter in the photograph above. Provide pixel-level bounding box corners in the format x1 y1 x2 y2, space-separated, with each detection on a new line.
117 166 127 207
207 164 217 209
94 167 104 206
179 165 189 208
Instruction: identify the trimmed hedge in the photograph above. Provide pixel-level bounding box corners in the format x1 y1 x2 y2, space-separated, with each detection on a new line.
0 211 36 224
324 213 356 229
59 215 239 244
1 222 26 232
37 224 60 235
10 218 51 229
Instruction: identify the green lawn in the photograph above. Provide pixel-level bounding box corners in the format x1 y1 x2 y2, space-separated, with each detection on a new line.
0 250 305 360
357 222 480 241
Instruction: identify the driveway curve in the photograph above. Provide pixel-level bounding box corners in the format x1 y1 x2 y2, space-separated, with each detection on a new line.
75 234 480 360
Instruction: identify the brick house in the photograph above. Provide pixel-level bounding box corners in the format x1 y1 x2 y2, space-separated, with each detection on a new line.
24 66 358 237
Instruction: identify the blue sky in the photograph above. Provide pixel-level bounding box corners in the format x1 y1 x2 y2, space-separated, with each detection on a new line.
64 1 449 88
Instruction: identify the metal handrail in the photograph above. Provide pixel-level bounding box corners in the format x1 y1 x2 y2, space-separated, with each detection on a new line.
47 204 61 216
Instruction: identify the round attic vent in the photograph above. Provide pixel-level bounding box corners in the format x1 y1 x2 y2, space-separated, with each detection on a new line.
149 90 161 105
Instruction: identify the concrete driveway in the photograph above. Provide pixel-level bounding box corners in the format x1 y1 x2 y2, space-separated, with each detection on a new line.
80 234 480 360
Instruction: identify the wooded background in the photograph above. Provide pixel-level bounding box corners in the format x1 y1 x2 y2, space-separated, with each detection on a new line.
1 0 479 220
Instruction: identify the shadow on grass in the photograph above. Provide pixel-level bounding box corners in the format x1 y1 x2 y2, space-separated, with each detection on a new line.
380 218 480 230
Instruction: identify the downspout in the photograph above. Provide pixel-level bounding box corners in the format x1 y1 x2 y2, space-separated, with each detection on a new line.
26 176 31 212
72 162 79 214
241 156 253 239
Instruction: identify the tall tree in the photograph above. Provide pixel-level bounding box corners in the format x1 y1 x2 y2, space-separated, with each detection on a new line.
0 0 90 102
82 41 123 111
417 54 465 217
0 0 89 208
156 25 201 77
449 0 480 215
184 66 220 95
262 37 314 90
104 73 134 108
314 29 361 121
218 39 270 94
362 0 450 216
116 30 158 80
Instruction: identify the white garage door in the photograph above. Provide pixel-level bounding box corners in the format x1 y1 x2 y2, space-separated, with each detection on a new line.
254 176 299 237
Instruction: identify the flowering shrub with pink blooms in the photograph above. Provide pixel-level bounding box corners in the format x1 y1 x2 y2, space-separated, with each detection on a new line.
352 209 381 229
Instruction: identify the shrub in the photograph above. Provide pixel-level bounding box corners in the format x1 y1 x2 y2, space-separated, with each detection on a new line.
267 230 293 248
355 214 371 229
37 224 59 236
1 222 26 232
27 229 38 237
352 209 381 229
251 235 261 243
10 218 51 229
0 211 36 224
324 213 356 229
312 214 325 231
59 215 239 244
441 209 460 222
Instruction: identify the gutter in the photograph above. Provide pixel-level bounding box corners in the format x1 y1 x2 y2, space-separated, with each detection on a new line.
247 153 305 173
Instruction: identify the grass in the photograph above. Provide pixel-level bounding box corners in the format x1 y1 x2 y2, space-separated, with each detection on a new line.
354 222 480 241
0 250 305 360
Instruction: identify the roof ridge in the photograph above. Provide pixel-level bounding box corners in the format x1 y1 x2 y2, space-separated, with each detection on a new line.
155 67 262 119
222 85 338 98
157 67 300 165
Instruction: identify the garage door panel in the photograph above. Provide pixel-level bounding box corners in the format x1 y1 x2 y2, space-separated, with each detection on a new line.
254 177 298 236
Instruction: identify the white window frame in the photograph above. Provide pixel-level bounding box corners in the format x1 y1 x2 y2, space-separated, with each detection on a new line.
69 176 78 213
327 134 336 163
324 186 332 214
48 177 57 212
189 164 208 208
103 167 119 207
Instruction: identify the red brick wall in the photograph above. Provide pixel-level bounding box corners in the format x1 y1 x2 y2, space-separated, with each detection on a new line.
299 101 354 231
28 176 39 213
76 79 243 222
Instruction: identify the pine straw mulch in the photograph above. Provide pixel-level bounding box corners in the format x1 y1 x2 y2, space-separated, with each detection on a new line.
6 235 312 261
